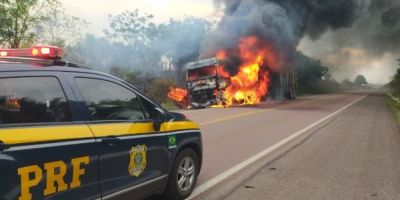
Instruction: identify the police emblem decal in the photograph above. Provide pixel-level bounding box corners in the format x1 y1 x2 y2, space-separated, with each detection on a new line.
128 145 147 177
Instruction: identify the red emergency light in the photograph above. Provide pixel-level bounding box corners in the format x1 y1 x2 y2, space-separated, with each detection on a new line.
0 45 63 60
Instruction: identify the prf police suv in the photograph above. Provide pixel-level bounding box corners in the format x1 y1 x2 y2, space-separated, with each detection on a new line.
0 45 202 200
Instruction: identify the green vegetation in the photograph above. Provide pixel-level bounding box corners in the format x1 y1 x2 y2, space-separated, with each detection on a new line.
354 75 368 86
0 0 87 48
296 80 345 96
295 52 347 96
389 68 400 96
0 0 47 47
109 67 180 110
97 9 211 73
385 94 400 127
386 60 400 127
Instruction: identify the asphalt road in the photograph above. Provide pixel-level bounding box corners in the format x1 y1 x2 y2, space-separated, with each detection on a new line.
185 92 364 186
223 92 400 200
149 91 399 199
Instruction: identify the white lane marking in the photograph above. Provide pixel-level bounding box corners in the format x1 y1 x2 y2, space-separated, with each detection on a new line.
188 95 366 199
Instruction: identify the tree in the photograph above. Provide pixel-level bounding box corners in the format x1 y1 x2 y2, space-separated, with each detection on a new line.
147 78 176 103
33 0 89 47
293 51 343 94
110 66 141 86
354 75 368 86
103 10 211 74
390 68 400 95
104 10 162 71
104 9 157 45
155 17 211 79
295 51 329 85
0 0 54 48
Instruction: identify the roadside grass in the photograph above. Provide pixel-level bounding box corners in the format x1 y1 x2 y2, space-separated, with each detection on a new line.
385 93 400 128
296 81 349 97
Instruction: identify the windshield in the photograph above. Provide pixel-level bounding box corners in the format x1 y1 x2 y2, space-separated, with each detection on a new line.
187 65 217 81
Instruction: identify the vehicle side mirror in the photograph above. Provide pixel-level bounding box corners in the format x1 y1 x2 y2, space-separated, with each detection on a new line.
153 107 165 131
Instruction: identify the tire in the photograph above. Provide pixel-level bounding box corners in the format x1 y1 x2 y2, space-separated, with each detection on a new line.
165 148 199 200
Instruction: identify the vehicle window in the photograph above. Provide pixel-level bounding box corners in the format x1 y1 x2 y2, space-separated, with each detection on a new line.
75 78 146 121
188 65 217 81
0 77 72 124
139 96 164 121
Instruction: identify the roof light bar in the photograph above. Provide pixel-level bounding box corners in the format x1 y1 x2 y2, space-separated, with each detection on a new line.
0 45 63 60
0 51 7 57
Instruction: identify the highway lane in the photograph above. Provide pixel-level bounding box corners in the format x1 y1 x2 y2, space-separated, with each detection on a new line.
175 92 365 199
148 92 376 199
145 92 369 200
224 92 400 200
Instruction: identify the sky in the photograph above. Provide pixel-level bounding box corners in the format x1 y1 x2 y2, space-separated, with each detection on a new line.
298 35 397 84
61 0 215 36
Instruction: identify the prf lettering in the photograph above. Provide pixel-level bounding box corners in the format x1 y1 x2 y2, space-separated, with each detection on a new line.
17 156 90 200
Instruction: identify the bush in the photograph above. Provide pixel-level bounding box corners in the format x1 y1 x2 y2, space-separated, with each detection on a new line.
146 77 176 104
385 94 400 128
390 68 400 96
296 80 344 96
109 67 180 105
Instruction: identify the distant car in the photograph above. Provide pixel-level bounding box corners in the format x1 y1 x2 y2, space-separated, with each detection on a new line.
0 45 202 200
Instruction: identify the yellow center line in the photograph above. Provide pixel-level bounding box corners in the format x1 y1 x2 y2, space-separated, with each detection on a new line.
199 110 268 126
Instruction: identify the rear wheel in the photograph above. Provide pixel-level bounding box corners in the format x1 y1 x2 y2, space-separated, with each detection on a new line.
165 148 199 200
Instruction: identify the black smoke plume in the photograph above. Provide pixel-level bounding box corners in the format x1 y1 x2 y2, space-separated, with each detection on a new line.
202 0 400 81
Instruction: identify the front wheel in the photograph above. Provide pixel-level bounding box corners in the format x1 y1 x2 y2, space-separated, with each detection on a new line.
165 148 199 200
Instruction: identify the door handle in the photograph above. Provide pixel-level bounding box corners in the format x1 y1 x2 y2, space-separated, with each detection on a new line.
101 137 120 146
0 141 8 151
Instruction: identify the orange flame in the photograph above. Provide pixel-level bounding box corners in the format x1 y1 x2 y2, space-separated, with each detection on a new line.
216 36 272 106
168 36 279 108
168 87 188 103
6 98 20 109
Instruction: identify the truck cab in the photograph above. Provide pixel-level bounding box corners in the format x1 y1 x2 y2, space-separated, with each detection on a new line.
185 58 230 108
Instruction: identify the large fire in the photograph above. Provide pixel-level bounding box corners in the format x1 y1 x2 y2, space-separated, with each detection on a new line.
168 36 279 108
215 37 271 106
168 87 188 104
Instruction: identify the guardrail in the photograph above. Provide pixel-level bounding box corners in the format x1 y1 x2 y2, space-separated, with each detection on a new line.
387 92 400 106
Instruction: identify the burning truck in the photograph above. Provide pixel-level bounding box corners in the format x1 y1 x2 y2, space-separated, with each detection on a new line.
168 36 297 109
185 58 229 108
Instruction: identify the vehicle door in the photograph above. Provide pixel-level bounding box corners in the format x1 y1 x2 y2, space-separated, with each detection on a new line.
64 73 169 199
0 72 100 200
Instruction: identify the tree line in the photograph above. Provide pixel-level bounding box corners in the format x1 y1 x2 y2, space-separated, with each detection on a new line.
389 59 400 95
